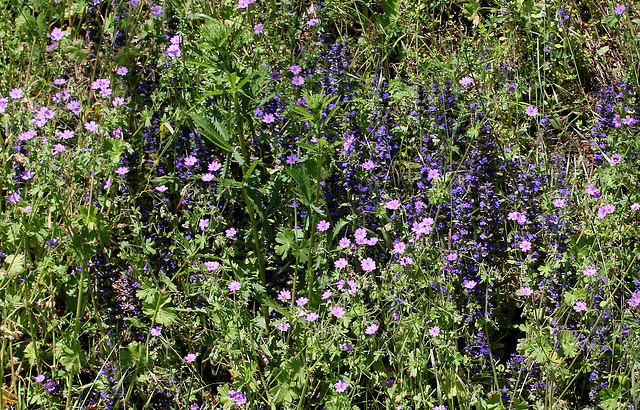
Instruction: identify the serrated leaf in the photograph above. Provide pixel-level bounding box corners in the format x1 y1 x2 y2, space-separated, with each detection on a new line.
599 388 621 410
331 216 356 241
3 254 25 276
136 278 157 304
289 105 314 122
189 112 233 153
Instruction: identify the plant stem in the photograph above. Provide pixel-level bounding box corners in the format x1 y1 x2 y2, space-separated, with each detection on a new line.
232 88 270 331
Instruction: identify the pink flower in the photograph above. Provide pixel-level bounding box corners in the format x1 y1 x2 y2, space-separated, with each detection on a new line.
553 198 566 208
525 106 539 117
225 227 237 237
84 121 100 133
291 76 305 86
583 267 597 277
150 5 163 16
334 258 348 269
331 306 346 318
9 88 23 99
459 76 473 87
362 160 377 170
306 312 319 322
384 199 401 210
277 289 291 302
586 184 600 198
360 257 376 272
184 155 198 166
289 65 302 74
428 326 440 337
463 280 477 290
204 261 219 271
609 153 622 164
150 326 162 337
253 24 264 34
519 240 532 252
338 237 351 248
208 160 222 172
393 241 406 254
50 28 64 41
427 169 441 180
573 301 587 312
615 4 626 14
277 322 290 332
228 281 241 292
364 323 378 335
334 380 348 393
237 0 255 8
597 204 616 219
262 113 275 123
518 286 534 296
317 220 330 232
296 297 308 306
184 353 197 363
354 228 367 242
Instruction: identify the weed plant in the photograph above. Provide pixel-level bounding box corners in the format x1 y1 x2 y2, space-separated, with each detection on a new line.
1 0 640 409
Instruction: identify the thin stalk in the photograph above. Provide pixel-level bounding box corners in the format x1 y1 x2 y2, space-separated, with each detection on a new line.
0 338 5 410
306 154 324 299
232 90 269 331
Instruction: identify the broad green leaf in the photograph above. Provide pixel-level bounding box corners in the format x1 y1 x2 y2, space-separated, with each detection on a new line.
3 254 25 276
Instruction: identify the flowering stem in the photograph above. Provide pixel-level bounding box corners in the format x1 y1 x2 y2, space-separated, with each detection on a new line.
306 157 323 300
232 87 270 331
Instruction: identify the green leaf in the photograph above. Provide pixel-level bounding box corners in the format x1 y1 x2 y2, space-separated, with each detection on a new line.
599 388 621 410
142 291 177 326
288 105 314 122
136 279 156 304
275 230 295 257
3 254 25 276
331 216 356 241
57 342 86 372
189 112 233 153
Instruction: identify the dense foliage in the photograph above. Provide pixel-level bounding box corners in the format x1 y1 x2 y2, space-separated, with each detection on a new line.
1 0 640 408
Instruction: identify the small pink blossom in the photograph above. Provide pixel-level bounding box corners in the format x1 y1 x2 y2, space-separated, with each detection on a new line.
364 323 378 335
334 258 348 269
525 105 539 117
360 257 376 272
277 289 291 302
317 220 330 232
573 301 587 312
519 240 532 252
518 286 534 296
331 306 346 318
